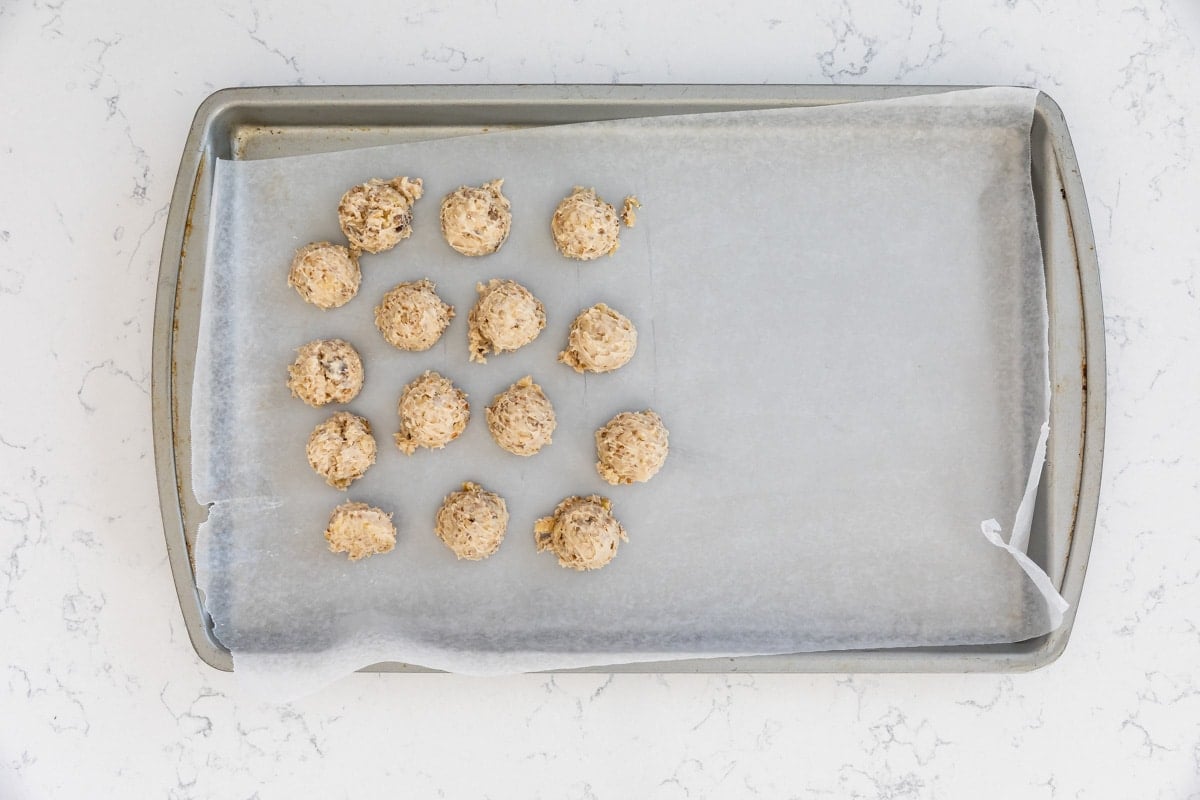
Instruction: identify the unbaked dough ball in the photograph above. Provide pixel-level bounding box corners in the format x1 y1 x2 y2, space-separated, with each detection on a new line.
558 303 637 373
486 376 556 456
287 242 361 309
338 176 424 254
534 495 628 572
595 410 669 485
468 279 546 363
287 339 365 407
434 482 510 560
395 370 470 455
374 279 454 351
324 501 396 561
306 411 377 490
551 186 621 261
440 179 512 257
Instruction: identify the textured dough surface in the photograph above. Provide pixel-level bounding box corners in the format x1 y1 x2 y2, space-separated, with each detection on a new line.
559 303 638 373
287 241 361 309
306 412 378 490
620 195 641 228
595 410 669 485
440 179 512 257
395 370 470 455
534 495 627 571
434 482 510 560
337 176 423 254
324 501 396 561
287 339 365 407
467 279 546 364
374 279 454 351
550 186 620 261
485 376 556 456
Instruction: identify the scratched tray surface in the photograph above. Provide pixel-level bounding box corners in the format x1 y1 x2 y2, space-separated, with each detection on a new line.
152 85 1104 673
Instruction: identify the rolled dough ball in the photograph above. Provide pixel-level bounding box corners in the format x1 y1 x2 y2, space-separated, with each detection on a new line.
338 176 424 254
395 370 470 455
558 303 637 373
324 501 396 561
486 376 556 456
374 279 454 351
440 179 512 257
595 410 669 485
534 495 627 572
434 482 510 560
287 241 361 309
306 411 377 490
287 338 365 407
467 278 546 363
550 186 621 261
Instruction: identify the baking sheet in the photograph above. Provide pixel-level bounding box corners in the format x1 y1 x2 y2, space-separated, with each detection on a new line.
192 87 1065 697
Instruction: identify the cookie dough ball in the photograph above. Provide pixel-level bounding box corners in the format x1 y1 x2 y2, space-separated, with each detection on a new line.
551 186 621 261
595 410 669 485
324 501 396 561
486 376 556 456
338 176 424 254
287 242 361 309
534 495 627 572
306 412 378 489
468 279 546 363
434 482 510 560
440 179 512 257
558 303 637 373
395 370 470 455
287 339 365 407
375 279 454 351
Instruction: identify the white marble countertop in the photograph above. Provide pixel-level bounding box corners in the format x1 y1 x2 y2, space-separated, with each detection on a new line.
2 0 1198 796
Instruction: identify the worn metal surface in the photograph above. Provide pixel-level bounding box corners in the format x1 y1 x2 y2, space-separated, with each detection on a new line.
151 85 1103 673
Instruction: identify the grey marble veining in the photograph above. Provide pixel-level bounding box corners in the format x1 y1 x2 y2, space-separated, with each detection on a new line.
0 0 1197 797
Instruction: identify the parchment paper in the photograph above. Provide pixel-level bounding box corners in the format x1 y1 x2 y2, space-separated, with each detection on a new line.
192 87 1066 698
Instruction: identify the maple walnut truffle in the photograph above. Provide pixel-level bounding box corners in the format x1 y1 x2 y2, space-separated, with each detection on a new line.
287 242 361 309
468 279 546 363
534 495 627 572
558 303 637 373
394 370 470 455
595 410 669 485
337 176 424 254
434 482 510 561
440 179 512 257
374 279 454 351
287 339 365 407
324 502 396 561
306 412 378 490
551 186 621 261
485 376 556 456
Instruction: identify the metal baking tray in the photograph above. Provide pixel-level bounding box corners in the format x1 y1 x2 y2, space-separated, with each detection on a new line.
152 85 1104 673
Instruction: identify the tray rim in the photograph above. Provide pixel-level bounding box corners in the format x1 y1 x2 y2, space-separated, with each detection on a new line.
151 83 1105 675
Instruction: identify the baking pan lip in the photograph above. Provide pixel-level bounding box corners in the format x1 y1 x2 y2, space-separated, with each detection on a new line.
153 84 1102 675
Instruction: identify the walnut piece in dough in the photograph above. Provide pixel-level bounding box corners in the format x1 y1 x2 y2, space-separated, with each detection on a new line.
551 186 621 261
338 176 424 254
287 339 365 407
486 376 556 456
534 495 627 572
467 279 546 364
324 501 396 561
558 303 637 373
434 482 509 560
395 370 470 455
287 242 361 309
620 196 641 228
595 410 669 485
306 411 378 490
374 279 454 351
440 179 512 257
